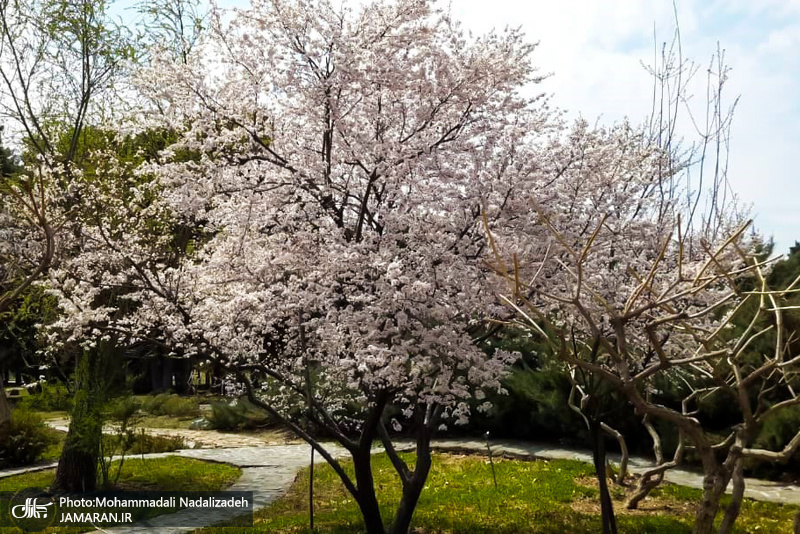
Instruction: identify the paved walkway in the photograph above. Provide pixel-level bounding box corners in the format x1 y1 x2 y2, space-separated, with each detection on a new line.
86 445 349 534
46 419 298 449
5 431 800 532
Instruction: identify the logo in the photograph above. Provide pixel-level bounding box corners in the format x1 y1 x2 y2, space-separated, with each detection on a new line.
9 489 57 532
12 498 52 519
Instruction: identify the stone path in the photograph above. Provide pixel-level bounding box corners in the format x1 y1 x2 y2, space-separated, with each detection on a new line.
0 461 59 478
46 419 299 449
6 429 800 532
85 445 349 534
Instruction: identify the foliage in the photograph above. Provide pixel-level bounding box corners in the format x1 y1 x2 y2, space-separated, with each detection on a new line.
747 405 800 479
98 395 144 488
140 393 200 418
0 407 58 467
136 0 206 64
20 381 74 412
0 283 59 372
123 432 186 455
208 398 271 430
467 367 576 441
755 405 800 454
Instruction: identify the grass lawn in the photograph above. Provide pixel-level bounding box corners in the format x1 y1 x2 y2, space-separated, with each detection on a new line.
0 457 241 534
195 453 798 534
0 456 240 493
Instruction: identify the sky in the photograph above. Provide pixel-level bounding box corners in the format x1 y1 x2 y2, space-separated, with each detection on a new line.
112 0 800 254
446 0 800 255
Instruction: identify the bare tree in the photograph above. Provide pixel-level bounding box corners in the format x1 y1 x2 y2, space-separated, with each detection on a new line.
136 0 205 65
489 211 800 534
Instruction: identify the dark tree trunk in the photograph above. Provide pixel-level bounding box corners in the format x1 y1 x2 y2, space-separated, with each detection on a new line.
694 473 720 534
352 449 386 534
51 349 104 492
0 380 11 444
173 358 191 394
591 422 618 534
389 447 432 534
51 438 99 492
162 357 174 390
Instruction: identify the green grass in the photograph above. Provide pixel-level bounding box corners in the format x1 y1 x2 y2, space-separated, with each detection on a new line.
137 393 201 418
195 453 798 534
650 483 800 533
0 456 240 493
110 456 240 491
0 469 54 492
0 456 241 534
39 428 67 462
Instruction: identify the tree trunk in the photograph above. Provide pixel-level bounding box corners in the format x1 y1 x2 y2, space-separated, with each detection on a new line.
694 470 730 534
51 349 104 492
717 456 744 534
352 449 386 534
627 469 665 510
628 426 684 510
591 422 618 534
694 473 719 534
602 422 629 485
0 380 11 444
389 447 433 534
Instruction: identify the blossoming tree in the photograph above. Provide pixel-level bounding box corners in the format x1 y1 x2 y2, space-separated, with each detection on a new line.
47 1 553 531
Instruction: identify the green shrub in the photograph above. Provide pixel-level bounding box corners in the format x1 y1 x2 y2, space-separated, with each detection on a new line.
208 398 270 430
140 393 199 418
462 368 582 442
127 432 186 454
140 393 170 414
746 405 800 479
19 381 73 412
162 395 199 417
108 395 143 422
0 408 58 467
100 396 145 488
755 405 800 451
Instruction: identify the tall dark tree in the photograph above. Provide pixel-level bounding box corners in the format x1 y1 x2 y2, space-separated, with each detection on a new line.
0 127 22 441
0 0 132 491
